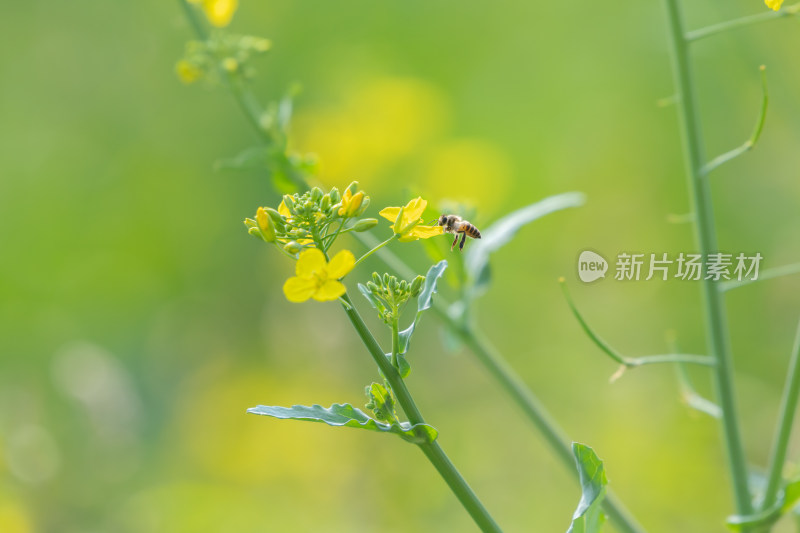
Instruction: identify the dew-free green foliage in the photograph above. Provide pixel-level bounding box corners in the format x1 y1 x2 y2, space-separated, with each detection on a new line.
398 260 448 355
247 403 437 444
567 443 608 533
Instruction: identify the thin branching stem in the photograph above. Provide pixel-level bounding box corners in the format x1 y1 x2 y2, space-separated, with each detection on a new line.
702 66 769 177
686 3 800 42
762 319 800 511
720 262 800 292
560 279 714 370
663 0 754 518
339 293 502 533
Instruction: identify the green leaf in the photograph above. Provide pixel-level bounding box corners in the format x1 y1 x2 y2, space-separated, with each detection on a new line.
248 403 438 444
567 443 608 533
465 192 585 296
398 260 448 355
358 283 387 316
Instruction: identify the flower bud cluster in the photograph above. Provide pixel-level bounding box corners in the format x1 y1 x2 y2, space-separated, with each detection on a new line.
363 272 425 324
177 34 272 84
244 182 375 254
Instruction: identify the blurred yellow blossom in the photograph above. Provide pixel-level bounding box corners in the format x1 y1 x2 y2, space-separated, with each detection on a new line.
379 197 443 242
176 60 202 84
765 0 783 9
283 249 355 302
189 0 238 27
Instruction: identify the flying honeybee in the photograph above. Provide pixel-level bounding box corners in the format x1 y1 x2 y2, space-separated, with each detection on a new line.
436 214 482 251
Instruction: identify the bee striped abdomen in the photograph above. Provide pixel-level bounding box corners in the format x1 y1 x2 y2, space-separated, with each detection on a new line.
463 223 481 239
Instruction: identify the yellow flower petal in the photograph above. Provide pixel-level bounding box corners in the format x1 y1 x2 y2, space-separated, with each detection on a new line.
203 0 238 27
327 250 356 279
379 206 401 223
283 276 318 303
403 197 427 221
408 225 444 239
296 248 326 277
278 200 291 217
312 280 347 301
765 0 784 10
397 233 420 243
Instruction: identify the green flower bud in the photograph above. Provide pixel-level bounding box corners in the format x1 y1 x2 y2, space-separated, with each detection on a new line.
372 272 382 285
244 218 257 229
329 187 341 204
282 195 296 214
321 194 332 211
283 241 301 254
352 218 378 232
263 207 285 229
410 275 425 296
247 227 265 239
311 187 323 202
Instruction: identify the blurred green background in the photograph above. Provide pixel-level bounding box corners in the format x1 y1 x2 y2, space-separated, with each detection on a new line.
1 0 799 531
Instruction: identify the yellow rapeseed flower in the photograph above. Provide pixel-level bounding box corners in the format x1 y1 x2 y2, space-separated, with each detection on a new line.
283 249 355 303
379 197 443 242
338 189 364 217
765 0 784 10
176 60 202 84
189 0 238 27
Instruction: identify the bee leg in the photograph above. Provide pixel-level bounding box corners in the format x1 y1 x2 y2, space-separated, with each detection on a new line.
451 233 459 251
459 232 466 251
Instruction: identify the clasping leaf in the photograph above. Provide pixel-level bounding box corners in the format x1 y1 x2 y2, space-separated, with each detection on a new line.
567 442 608 533
248 403 438 444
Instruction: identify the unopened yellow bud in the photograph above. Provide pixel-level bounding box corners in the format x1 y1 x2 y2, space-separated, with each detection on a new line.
256 207 276 242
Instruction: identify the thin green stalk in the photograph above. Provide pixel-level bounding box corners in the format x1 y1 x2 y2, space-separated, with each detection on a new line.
391 316 401 369
339 293 502 533
354 234 399 268
686 3 800 42
663 0 753 518
762 318 800 511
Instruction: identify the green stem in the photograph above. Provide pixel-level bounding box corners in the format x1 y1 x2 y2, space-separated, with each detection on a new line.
391 316 400 369
339 293 501 533
663 0 753 519
686 3 800 42
354 234 399 268
762 319 800 511
179 0 209 41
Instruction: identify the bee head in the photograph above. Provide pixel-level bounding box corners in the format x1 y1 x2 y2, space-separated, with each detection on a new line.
436 215 447 226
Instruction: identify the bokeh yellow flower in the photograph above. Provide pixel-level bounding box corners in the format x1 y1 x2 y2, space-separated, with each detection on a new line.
189 0 238 27
338 189 364 217
283 249 355 303
379 197 443 242
176 60 202 84
765 0 784 10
